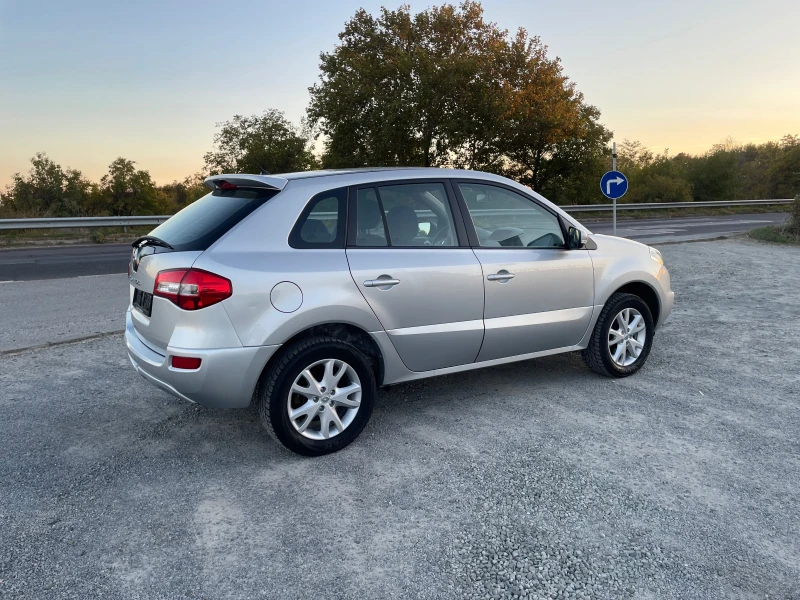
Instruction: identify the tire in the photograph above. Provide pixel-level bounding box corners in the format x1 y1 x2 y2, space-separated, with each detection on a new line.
581 292 655 378
257 336 376 456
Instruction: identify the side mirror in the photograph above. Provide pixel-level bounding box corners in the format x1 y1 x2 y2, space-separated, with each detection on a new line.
567 226 584 249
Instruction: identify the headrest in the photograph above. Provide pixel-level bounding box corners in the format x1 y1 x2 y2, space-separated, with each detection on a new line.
386 205 419 245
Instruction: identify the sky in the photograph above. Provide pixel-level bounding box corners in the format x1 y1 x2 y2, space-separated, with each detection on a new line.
1 0 799 186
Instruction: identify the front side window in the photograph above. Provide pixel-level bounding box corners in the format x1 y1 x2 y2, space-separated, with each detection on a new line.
289 187 347 249
458 183 565 248
355 182 458 247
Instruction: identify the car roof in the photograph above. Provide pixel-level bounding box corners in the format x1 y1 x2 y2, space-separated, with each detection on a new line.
232 166 523 188
207 167 523 192
278 167 423 180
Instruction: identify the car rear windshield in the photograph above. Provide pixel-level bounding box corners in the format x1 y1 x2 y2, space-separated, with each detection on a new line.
147 188 280 252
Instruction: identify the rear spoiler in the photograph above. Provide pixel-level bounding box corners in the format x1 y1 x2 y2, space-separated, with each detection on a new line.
204 174 289 192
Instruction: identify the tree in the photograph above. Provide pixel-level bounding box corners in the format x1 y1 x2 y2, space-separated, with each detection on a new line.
203 110 317 175
615 141 692 203
99 158 158 216
308 2 511 168
4 153 67 217
1 153 97 217
538 105 612 204
500 31 611 193
157 172 209 214
307 1 611 197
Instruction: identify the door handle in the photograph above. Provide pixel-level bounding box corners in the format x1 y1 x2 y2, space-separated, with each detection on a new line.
487 271 515 282
363 278 401 288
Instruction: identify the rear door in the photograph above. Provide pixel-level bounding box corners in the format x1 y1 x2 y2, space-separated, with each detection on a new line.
345 180 485 372
129 184 279 352
454 181 594 362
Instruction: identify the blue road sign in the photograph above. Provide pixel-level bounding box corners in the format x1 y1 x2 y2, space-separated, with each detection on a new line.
600 170 628 200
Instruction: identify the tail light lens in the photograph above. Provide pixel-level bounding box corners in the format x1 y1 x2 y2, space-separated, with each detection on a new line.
154 269 232 310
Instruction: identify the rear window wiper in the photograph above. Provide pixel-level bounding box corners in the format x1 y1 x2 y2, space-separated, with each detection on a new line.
132 235 174 250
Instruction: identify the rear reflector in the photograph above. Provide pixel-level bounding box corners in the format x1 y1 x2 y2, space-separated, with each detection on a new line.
154 269 232 310
171 356 202 370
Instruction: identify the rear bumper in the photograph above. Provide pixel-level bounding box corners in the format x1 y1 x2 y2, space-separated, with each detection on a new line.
125 311 280 408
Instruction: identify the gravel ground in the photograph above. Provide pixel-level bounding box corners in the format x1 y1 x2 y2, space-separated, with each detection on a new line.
0 274 128 352
1 237 799 599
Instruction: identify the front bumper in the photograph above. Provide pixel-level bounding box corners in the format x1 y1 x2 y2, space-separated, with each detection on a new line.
125 311 280 408
656 265 675 328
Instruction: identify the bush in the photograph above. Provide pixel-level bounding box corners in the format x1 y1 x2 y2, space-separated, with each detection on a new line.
90 231 106 244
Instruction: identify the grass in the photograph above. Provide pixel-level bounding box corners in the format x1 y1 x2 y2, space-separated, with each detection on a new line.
748 225 800 246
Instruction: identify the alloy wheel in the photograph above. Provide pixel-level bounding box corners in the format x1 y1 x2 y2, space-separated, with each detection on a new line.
608 307 647 367
287 359 362 440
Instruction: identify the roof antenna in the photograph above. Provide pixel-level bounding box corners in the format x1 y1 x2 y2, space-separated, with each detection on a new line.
256 163 270 175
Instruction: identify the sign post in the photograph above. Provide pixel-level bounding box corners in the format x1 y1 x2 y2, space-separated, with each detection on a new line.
600 143 628 235
612 142 617 235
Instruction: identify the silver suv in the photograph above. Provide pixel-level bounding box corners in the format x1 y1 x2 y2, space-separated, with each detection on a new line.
126 168 674 455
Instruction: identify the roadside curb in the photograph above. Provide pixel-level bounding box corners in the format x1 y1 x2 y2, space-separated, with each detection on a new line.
0 330 124 357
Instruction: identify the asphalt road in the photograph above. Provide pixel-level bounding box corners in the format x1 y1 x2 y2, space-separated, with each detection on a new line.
2 238 799 599
0 212 789 281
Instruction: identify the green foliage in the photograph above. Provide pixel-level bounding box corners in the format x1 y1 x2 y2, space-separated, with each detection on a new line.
616 142 692 203
203 109 317 175
97 158 159 216
614 136 800 205
0 153 98 218
307 0 611 189
156 173 209 214
749 222 800 245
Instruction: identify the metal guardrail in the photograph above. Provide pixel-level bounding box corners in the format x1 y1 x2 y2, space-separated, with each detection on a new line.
0 215 172 230
0 199 792 230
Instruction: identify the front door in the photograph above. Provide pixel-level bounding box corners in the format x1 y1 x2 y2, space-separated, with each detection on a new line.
454 181 595 362
346 181 484 372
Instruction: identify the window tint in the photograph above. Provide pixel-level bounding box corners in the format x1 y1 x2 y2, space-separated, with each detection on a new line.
458 183 565 248
289 187 347 249
355 188 388 247
377 182 457 247
147 188 279 252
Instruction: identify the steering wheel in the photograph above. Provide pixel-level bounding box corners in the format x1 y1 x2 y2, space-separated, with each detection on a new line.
432 224 452 246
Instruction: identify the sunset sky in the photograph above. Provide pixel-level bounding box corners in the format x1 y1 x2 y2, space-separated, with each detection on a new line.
1 0 798 186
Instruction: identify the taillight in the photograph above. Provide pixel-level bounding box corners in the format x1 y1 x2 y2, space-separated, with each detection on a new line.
153 269 232 310
218 180 237 191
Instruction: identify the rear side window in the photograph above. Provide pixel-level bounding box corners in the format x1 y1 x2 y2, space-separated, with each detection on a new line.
289 187 348 249
147 188 279 252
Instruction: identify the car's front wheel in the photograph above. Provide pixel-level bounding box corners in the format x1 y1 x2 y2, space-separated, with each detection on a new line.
257 336 376 456
582 292 655 377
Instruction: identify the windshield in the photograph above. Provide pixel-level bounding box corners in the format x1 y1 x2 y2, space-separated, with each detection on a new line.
147 188 279 252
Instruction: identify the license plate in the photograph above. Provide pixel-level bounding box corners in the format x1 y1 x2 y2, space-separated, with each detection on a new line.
133 288 153 317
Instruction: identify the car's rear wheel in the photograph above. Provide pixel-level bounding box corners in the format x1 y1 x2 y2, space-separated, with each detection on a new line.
257 336 376 456
582 292 655 377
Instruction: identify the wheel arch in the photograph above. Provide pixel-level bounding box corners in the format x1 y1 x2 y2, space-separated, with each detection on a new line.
611 281 661 326
256 323 385 400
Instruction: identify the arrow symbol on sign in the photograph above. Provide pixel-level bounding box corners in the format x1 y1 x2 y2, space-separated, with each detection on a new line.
606 177 625 196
